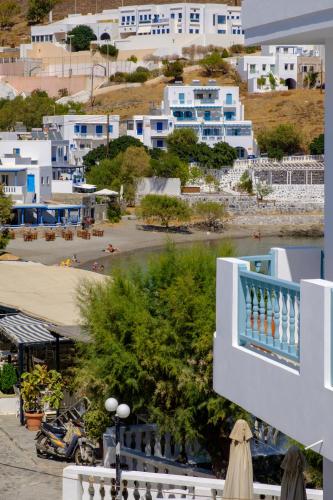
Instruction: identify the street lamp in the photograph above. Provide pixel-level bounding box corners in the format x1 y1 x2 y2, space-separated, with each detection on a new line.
105 398 131 497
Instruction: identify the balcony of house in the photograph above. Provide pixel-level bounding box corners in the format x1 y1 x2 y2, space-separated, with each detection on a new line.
62 467 323 500
173 110 196 122
0 169 28 203
214 246 333 464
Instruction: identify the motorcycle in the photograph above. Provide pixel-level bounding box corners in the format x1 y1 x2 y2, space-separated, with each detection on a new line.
35 419 96 465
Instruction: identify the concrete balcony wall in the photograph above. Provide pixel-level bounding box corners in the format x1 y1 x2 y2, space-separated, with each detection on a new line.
214 255 333 462
271 247 323 282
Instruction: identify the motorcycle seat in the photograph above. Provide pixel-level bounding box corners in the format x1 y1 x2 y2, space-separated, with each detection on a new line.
42 422 66 436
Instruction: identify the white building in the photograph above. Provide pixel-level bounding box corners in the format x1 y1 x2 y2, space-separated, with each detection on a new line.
0 139 52 205
214 1 333 498
30 4 244 59
127 82 255 158
43 114 120 166
30 10 119 44
237 44 322 92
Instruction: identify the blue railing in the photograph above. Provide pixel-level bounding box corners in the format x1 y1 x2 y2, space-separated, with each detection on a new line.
238 266 300 363
241 254 272 275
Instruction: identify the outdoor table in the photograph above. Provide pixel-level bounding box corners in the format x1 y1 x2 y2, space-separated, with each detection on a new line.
92 229 104 237
45 232 55 241
81 230 91 240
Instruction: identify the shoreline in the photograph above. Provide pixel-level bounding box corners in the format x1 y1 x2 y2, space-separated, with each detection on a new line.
6 215 324 268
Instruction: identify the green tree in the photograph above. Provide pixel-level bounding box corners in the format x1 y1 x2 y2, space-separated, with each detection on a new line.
199 51 230 76
150 153 189 185
67 25 97 52
268 72 277 90
0 185 13 249
127 55 137 63
255 182 273 201
194 201 228 227
83 136 145 169
163 60 184 80
27 0 57 24
237 170 253 194
193 142 214 168
211 142 237 168
309 133 324 155
166 128 198 162
139 194 190 227
303 69 319 89
75 242 246 474
257 76 266 88
0 0 20 29
257 124 303 159
99 44 118 58
221 48 229 58
0 92 83 131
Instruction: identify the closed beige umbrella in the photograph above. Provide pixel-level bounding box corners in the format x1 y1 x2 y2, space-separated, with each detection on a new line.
281 446 307 500
223 419 254 500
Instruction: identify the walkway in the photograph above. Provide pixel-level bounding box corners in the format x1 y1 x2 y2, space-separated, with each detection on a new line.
0 415 67 500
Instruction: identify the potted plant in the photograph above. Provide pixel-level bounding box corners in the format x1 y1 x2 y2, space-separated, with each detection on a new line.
21 365 64 431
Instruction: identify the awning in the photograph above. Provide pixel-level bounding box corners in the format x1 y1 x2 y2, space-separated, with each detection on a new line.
137 25 152 34
95 188 118 196
0 313 55 346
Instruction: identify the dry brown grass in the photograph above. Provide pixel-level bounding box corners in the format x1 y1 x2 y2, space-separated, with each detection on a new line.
88 68 324 145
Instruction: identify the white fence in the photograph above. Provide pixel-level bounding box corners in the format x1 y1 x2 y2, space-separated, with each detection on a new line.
62 467 323 500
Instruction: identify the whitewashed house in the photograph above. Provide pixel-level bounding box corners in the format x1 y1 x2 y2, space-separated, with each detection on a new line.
43 114 120 166
214 1 333 498
237 44 322 92
127 82 255 158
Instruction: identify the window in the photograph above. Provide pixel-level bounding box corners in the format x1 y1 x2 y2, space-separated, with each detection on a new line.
108 125 113 133
178 13 182 19
156 121 163 131
284 64 288 70
122 16 125 23
157 29 160 34
184 111 193 119
179 92 185 104
80 144 85 149
218 29 226 34
166 28 169 33
96 125 103 135
171 13 175 19
74 124 80 133
270 64 275 71
178 28 182 33
156 139 164 148
262 64 266 71
290 64 294 70
195 29 199 34
152 30 156 34
217 15 226 24
204 111 211 121
136 123 143 135
144 14 147 20
189 29 193 34
81 125 87 134
13 148 20 156
41 176 44 185
162 29 165 34
46 176 49 184
250 64 256 74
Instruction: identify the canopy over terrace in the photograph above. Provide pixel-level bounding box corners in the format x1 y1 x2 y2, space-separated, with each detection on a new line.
12 202 83 226
0 261 106 423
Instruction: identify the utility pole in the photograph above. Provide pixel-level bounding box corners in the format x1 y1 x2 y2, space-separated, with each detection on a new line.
106 113 110 157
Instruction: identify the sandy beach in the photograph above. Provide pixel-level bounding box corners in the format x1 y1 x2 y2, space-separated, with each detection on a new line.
5 214 323 268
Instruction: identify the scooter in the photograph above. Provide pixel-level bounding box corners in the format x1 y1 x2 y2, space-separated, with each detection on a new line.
35 419 96 465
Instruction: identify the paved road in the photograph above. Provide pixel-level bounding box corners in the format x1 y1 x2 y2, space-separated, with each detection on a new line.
0 415 66 500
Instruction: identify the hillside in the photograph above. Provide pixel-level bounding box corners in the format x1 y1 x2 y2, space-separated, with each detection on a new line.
1 0 240 47
88 68 324 145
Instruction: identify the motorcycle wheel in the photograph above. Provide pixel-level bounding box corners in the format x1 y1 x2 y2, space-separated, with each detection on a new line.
36 435 49 458
74 444 95 465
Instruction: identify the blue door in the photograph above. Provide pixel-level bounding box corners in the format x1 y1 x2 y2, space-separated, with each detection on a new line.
204 111 211 121
226 93 233 105
27 174 35 193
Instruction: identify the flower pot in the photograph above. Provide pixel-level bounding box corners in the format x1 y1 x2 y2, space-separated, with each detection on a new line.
25 412 43 431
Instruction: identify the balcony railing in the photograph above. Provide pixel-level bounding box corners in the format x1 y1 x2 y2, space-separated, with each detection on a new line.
238 264 300 364
3 185 25 196
62 467 323 500
241 254 272 275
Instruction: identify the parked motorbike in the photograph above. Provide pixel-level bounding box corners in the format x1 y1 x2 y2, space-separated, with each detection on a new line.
35 419 96 465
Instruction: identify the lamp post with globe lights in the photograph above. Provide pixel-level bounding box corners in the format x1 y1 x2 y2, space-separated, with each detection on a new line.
105 398 131 496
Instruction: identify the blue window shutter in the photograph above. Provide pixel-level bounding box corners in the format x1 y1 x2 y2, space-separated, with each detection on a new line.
108 125 113 133
81 125 87 134
96 125 103 134
74 124 80 133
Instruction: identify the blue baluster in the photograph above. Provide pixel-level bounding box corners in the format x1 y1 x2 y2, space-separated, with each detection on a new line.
245 281 252 338
273 288 280 348
281 291 288 352
266 288 273 345
252 283 259 340
259 287 266 342
288 291 296 357
296 292 300 360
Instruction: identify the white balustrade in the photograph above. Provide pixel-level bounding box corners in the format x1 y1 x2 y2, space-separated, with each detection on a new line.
62 467 323 500
3 185 24 195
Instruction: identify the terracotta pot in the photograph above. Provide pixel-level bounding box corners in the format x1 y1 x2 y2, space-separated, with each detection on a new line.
25 412 43 431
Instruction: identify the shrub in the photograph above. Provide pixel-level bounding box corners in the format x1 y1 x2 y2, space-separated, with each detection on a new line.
110 71 126 83
139 194 191 228
67 25 97 51
229 44 244 54
127 55 138 63
107 203 122 223
309 134 324 155
99 44 118 58
1 363 17 393
125 70 148 83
